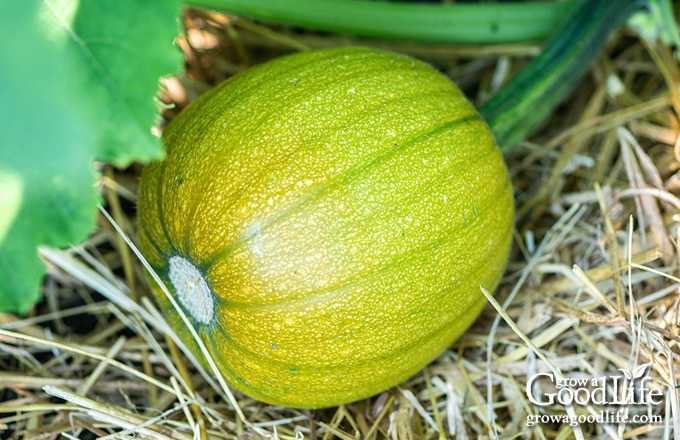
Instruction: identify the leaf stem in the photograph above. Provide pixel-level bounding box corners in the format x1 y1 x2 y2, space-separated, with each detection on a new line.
480 0 648 150
184 0 578 44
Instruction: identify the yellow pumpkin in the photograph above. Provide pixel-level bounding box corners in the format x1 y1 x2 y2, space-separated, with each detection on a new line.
138 46 513 408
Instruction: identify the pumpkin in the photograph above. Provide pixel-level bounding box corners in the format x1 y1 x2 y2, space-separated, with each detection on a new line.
137 46 513 408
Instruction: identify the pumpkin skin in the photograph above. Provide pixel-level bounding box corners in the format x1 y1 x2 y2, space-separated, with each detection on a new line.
138 46 513 409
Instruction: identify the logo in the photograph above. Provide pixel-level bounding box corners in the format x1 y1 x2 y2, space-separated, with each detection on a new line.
525 363 665 427
526 363 663 407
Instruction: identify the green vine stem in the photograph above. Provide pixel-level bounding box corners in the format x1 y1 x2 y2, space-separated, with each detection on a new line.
480 0 647 150
185 0 579 44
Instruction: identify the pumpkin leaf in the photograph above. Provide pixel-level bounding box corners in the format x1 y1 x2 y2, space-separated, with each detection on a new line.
628 0 680 53
0 0 181 314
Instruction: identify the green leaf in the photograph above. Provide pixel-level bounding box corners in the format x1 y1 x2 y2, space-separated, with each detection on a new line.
0 0 181 314
628 0 680 56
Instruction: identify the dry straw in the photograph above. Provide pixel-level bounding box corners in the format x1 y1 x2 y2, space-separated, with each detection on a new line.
2 8 680 440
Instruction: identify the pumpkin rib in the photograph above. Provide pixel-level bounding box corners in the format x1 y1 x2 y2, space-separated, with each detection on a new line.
203 113 483 269
221 197 509 325
169 48 430 165
178 86 470 263
217 147 505 311
236 260 502 405
154 155 181 260
205 142 504 308
196 324 296 399
213 47 415 115
206 191 511 374
184 82 468 201
209 280 489 376
161 154 509 372
376 292 489 363
137 181 171 267
138 223 170 269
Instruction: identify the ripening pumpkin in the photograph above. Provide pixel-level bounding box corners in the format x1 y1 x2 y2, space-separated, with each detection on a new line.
137 46 513 409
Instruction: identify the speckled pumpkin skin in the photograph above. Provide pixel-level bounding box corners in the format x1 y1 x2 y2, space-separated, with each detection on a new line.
138 46 513 409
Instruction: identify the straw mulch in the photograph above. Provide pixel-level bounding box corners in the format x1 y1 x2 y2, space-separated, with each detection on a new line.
2 8 679 440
